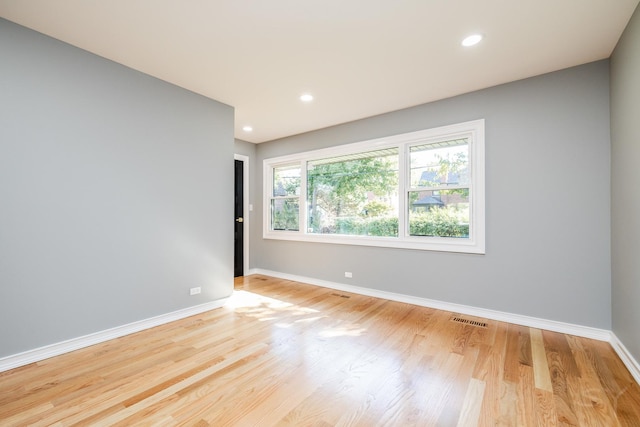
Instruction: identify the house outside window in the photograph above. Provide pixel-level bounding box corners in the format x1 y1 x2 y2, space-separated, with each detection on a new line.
263 119 485 254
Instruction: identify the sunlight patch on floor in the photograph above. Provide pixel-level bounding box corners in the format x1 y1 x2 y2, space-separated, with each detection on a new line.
226 290 320 323
227 290 368 338
226 290 296 310
318 324 367 338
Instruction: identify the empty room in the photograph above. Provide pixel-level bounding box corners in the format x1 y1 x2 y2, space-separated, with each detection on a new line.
2 1 640 425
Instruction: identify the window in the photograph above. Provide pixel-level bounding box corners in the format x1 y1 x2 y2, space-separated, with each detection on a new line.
263 120 485 253
307 148 399 237
270 164 301 231
408 139 470 238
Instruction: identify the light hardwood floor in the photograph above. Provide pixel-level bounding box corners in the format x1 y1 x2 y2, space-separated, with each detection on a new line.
1 275 639 426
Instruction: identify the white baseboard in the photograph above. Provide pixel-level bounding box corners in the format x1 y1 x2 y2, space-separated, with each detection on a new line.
610 333 640 385
6 270 640 388
248 268 612 341
0 299 228 373
248 269 640 385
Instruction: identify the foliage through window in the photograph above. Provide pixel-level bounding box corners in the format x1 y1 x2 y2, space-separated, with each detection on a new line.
264 120 485 253
271 165 300 231
408 139 470 238
307 148 399 237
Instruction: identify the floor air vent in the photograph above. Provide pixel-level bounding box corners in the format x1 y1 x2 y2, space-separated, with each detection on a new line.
331 293 351 298
451 316 488 328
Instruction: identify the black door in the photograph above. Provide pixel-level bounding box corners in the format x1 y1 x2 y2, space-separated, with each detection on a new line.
234 159 244 277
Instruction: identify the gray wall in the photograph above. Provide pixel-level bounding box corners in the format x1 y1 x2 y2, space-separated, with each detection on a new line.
0 19 234 358
234 138 257 159
611 5 640 362
254 61 612 329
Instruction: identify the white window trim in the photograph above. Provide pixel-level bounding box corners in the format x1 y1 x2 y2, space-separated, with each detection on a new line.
263 119 485 254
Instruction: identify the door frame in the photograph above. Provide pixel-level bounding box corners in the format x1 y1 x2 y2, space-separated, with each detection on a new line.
234 154 250 275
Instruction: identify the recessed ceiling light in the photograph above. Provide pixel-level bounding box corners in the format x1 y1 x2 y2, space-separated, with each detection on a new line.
462 34 483 47
242 126 253 132
300 93 314 102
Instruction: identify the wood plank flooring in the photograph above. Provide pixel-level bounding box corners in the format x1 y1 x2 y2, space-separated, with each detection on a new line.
1 274 639 426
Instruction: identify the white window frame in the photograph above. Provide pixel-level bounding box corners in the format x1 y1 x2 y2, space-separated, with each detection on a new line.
263 119 485 254
268 163 303 232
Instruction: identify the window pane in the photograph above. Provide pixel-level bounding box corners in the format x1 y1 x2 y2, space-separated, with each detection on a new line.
408 189 469 237
271 198 299 231
410 138 469 188
273 165 300 197
307 148 399 236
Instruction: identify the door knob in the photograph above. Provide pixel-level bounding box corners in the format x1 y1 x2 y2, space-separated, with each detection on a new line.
235 217 244 223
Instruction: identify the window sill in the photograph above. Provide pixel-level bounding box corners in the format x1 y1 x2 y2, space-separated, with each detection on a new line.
263 231 485 254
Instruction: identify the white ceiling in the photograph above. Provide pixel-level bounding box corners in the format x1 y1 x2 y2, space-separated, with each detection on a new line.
1 1 638 143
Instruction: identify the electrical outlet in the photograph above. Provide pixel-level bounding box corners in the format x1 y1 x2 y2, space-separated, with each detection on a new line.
344 272 352 278
190 287 201 295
